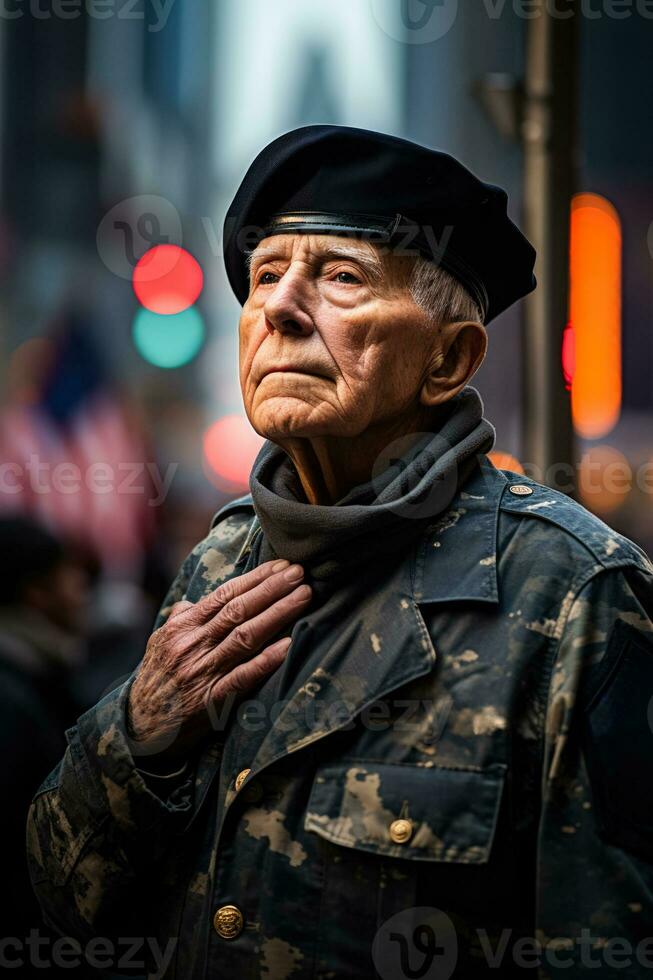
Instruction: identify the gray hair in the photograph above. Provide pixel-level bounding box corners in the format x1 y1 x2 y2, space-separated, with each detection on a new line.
408 256 484 326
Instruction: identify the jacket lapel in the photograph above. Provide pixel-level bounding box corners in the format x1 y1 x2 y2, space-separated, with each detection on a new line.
245 569 437 780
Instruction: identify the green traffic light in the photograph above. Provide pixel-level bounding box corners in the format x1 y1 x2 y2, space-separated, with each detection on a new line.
132 306 205 368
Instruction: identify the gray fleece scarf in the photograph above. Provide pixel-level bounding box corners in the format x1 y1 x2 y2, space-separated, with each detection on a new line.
247 385 496 605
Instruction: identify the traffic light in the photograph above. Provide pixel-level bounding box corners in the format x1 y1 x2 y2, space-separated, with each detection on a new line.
131 244 206 368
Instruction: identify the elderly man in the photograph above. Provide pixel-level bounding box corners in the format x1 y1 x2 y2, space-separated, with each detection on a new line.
28 127 653 979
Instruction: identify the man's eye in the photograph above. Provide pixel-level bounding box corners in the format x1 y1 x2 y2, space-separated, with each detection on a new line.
334 271 361 284
258 271 279 285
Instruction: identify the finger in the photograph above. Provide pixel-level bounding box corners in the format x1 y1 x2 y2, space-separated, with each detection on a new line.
167 600 194 620
209 584 311 671
189 559 292 625
202 563 307 641
208 636 292 704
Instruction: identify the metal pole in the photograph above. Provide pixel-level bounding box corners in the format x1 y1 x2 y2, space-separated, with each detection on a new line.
521 0 578 494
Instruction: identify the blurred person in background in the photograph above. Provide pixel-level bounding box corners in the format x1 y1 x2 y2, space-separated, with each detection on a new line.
0 517 89 953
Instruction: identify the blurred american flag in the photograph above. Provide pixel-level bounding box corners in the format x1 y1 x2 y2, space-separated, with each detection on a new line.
0 310 157 576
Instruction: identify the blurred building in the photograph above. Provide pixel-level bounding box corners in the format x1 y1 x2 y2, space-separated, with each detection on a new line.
0 0 651 568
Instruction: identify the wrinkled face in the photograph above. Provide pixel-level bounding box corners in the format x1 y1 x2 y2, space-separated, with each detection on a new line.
239 234 439 440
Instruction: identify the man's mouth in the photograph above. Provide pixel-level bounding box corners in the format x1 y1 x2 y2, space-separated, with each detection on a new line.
262 367 326 378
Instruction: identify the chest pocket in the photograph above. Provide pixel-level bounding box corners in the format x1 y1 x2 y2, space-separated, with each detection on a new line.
304 760 506 863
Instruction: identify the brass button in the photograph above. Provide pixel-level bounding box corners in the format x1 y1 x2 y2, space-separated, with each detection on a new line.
509 484 533 496
234 768 251 792
213 904 244 940
389 818 413 844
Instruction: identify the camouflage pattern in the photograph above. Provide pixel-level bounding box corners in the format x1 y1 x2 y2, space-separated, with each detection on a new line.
27 455 653 978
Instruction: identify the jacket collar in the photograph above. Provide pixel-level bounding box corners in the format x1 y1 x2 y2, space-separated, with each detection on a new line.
413 454 507 606
224 454 509 607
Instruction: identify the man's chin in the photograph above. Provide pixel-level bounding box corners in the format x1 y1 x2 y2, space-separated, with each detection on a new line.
253 408 342 442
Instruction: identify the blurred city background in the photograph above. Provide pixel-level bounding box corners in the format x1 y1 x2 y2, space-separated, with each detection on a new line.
0 0 651 969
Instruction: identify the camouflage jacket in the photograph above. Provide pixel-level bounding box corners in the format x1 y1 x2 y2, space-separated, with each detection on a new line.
27 456 653 979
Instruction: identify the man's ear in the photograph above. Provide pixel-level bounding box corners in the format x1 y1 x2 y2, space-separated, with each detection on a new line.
420 320 488 406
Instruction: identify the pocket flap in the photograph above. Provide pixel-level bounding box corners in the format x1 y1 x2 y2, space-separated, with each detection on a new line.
305 761 506 863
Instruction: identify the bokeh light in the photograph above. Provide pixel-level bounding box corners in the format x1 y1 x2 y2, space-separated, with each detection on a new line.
561 322 575 392
569 194 622 439
132 244 203 314
578 444 631 514
132 307 205 368
203 414 265 491
489 451 525 475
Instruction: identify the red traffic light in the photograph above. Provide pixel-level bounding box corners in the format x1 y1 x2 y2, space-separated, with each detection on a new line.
132 245 203 315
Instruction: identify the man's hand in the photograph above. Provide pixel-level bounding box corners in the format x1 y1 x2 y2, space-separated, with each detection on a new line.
126 559 311 765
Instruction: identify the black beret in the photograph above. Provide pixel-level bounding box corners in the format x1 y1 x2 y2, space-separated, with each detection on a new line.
223 125 536 324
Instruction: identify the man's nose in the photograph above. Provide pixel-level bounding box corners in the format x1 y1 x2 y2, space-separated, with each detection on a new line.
263 269 314 337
